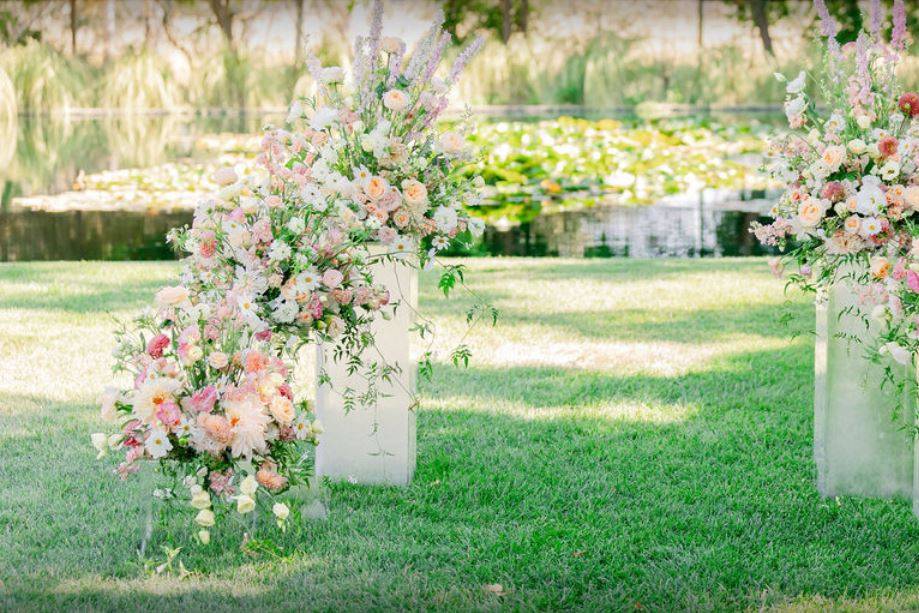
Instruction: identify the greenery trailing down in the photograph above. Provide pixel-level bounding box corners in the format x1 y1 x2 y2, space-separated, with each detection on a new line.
2 258 919 610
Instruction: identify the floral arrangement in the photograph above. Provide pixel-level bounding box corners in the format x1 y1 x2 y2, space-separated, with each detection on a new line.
752 0 919 397
92 1 491 547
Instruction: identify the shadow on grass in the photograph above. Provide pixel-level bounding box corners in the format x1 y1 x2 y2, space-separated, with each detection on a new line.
4 346 919 609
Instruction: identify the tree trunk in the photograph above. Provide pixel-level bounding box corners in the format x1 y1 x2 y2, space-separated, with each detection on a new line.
750 0 774 56
517 0 529 35
294 0 305 67
501 0 512 44
69 0 78 55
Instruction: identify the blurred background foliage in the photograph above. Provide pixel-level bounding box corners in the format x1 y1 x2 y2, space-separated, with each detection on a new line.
0 0 917 117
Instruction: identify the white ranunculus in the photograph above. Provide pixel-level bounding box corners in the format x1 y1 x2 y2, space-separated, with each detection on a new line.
236 495 256 514
272 502 290 521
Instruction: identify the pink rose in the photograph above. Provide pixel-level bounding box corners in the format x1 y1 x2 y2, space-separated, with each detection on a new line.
893 259 908 281
146 333 170 359
155 400 182 428
907 270 919 293
184 385 217 414
322 269 344 289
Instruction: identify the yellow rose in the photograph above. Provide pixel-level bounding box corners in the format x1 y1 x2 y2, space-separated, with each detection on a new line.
195 509 215 527
236 494 256 514
365 176 388 200
401 179 428 206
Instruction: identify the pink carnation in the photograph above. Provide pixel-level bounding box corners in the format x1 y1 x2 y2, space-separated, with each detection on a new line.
146 333 170 359
155 400 182 429
908 270 919 293
322 269 344 289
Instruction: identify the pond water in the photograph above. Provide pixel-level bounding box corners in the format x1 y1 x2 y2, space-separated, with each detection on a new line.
0 111 780 261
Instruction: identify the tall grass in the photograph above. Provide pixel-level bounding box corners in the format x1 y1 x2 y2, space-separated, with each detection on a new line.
0 67 17 169
99 48 180 112
0 40 90 113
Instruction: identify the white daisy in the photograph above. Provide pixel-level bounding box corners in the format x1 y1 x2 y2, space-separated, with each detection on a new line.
145 428 173 459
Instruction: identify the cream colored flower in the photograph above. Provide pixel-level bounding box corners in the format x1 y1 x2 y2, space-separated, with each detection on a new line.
208 351 229 370
195 508 215 527
198 529 211 545
272 502 290 521
821 145 846 170
99 386 120 422
439 131 465 154
365 176 388 200
190 489 212 510
240 474 258 496
870 256 891 279
797 198 825 227
91 433 107 459
401 179 428 206
269 395 295 425
382 89 409 112
905 186 919 210
237 494 256 514
154 285 190 309
212 167 238 186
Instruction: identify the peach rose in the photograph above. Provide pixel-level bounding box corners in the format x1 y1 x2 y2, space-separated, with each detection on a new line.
797 199 825 227
365 176 388 200
382 89 408 112
154 285 189 309
821 145 846 170
905 186 919 210
401 179 428 206
269 396 295 425
870 255 891 279
844 216 861 234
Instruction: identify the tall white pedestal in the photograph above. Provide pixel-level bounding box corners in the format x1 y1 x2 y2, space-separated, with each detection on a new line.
814 275 914 499
315 255 417 486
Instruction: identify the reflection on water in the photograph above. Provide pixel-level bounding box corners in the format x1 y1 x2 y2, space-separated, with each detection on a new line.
0 208 192 261
481 190 778 258
0 197 776 262
0 113 282 207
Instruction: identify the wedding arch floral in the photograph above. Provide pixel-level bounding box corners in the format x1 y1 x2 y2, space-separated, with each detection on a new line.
92 1 493 546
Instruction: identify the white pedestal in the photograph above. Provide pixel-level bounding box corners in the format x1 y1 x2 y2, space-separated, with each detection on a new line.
315 255 417 486
814 275 914 499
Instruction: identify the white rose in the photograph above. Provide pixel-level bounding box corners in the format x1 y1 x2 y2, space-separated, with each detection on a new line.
433 206 459 233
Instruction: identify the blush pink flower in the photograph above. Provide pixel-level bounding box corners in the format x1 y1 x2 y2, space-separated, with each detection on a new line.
899 92 919 117
184 385 217 414
907 270 919 293
146 334 170 359
821 181 846 203
155 400 182 429
878 136 899 158
322 269 344 289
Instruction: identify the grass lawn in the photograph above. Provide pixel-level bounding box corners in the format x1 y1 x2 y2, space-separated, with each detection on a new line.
2 258 919 611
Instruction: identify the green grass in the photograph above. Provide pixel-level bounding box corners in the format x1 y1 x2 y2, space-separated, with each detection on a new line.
1 258 918 611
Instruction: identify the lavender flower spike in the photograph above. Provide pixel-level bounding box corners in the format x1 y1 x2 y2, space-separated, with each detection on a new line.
813 0 838 38
448 35 485 84
868 0 882 37
367 0 384 76
892 0 907 51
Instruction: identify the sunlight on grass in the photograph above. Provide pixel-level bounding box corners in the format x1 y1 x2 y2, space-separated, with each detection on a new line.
2 258 918 610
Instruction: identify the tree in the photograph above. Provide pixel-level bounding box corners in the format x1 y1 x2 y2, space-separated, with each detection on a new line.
728 0 790 57
443 0 532 44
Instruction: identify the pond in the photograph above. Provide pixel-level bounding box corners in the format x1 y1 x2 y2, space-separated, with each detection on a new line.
0 111 781 261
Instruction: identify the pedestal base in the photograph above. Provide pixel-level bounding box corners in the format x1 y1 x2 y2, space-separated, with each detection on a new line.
814 275 914 499
314 255 417 486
